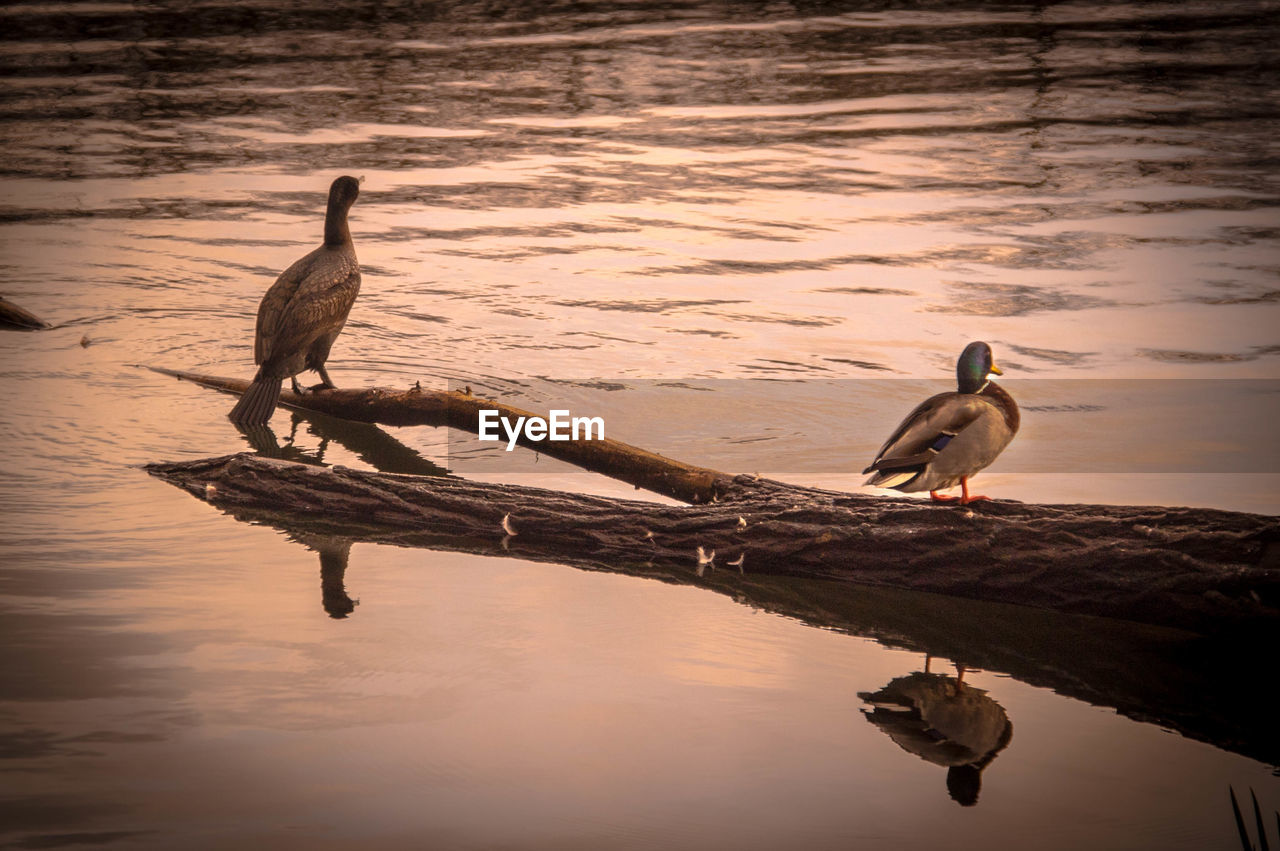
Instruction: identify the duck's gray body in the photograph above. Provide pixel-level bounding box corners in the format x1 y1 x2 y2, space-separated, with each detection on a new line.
863 383 1018 493
863 342 1019 497
229 176 361 426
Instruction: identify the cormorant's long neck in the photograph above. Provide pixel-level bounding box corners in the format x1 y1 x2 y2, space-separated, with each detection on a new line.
324 201 352 247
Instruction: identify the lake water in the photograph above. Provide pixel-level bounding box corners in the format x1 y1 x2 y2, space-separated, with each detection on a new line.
1 1 1278 848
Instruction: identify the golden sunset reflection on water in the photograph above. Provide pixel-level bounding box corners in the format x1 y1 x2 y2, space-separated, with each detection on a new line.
2 0 1278 847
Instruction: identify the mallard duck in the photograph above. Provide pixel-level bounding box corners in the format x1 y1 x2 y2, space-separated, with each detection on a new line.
230 175 362 426
863 341 1019 504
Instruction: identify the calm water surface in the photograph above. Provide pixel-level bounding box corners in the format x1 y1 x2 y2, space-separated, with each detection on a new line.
1 1 1278 848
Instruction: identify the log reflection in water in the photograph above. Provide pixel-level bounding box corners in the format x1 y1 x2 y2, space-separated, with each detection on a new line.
179 488 1276 771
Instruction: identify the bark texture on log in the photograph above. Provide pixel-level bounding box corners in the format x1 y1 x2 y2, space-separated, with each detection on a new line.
146 453 1280 636
147 366 731 503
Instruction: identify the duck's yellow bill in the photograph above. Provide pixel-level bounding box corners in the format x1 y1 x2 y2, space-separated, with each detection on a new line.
990 364 1003 375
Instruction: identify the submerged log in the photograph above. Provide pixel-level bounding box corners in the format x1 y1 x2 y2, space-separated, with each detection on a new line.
146 452 1280 636
0 296 50 330
147 366 731 503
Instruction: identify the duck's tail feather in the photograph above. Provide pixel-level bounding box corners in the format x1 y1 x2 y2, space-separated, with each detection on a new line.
865 470 920 489
863 450 934 488
229 374 281 426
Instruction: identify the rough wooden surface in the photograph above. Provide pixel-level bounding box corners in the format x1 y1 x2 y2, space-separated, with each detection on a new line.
146 453 1280 636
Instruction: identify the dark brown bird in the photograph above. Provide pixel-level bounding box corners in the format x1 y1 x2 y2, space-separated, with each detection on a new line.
229 176 361 425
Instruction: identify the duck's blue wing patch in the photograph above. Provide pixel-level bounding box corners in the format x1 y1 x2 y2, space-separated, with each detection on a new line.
929 431 956 452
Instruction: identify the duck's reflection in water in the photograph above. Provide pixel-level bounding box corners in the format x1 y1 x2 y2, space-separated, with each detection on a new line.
859 655 1012 806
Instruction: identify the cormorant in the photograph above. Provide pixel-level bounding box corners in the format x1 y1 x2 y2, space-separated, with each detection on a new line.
229 176 361 426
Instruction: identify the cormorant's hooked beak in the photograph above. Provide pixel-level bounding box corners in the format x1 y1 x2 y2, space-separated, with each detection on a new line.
989 363 1003 376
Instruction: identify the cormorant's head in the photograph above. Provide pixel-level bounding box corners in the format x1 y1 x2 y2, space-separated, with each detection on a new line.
956 341 1002 394
329 175 360 210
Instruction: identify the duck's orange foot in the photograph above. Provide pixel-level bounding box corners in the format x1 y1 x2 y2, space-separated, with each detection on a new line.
929 490 960 503
955 477 990 505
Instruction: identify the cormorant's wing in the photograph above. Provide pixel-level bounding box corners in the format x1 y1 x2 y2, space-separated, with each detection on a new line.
255 249 359 366
254 251 317 365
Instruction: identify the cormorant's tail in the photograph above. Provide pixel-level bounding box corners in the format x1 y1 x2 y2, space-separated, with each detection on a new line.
228 374 281 426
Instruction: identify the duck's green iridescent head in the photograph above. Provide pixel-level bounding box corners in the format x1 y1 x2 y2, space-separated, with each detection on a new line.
956 341 1002 393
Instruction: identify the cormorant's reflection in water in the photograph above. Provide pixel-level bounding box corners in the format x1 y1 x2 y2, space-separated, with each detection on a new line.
859 655 1013 806
232 408 449 618
235 410 450 476
233 422 356 616
234 421 319 463
297 534 357 619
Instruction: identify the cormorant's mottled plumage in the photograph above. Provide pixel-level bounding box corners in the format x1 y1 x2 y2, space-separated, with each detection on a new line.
229 176 361 425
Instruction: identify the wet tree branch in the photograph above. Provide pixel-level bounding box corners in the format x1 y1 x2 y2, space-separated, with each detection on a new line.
146 366 732 503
